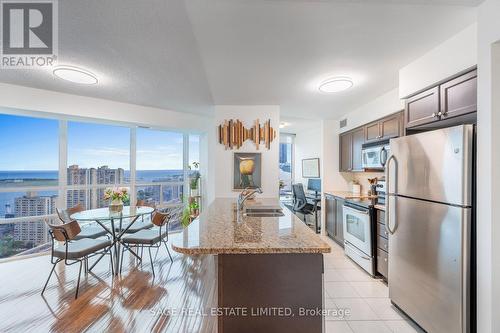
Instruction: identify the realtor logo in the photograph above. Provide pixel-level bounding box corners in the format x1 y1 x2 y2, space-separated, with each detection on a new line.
1 0 58 68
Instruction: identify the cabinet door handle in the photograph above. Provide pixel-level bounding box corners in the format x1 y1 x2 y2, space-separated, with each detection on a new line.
437 111 443 117
431 112 437 118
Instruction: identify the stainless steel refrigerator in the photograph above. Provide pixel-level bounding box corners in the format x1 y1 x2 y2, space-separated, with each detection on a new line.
386 125 473 333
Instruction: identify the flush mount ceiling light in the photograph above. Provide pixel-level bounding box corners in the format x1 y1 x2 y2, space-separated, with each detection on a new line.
318 77 353 93
53 66 98 85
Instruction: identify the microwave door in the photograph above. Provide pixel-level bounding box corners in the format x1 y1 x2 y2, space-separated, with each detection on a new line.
363 147 381 169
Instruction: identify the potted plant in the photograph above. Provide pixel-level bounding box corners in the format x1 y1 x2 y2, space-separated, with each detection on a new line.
189 162 201 197
189 200 200 216
104 187 129 213
181 197 201 228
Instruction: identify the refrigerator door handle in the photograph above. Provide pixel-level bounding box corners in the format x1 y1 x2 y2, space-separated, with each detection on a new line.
385 155 398 235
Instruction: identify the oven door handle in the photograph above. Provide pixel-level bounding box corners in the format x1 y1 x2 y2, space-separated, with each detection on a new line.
343 205 369 215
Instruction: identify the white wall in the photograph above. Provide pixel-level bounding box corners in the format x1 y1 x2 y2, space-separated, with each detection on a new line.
212 105 280 199
339 88 403 133
321 119 350 193
399 24 478 98
294 126 322 186
0 82 215 209
0 83 212 132
476 1 500 331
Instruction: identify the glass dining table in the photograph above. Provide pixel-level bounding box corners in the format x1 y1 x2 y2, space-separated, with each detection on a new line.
71 206 155 275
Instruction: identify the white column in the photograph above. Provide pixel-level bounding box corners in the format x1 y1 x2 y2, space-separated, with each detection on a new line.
130 127 137 206
58 120 67 209
183 133 190 205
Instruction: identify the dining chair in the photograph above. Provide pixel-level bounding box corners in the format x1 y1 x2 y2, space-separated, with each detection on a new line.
119 211 173 276
56 204 107 240
116 200 156 234
42 220 113 299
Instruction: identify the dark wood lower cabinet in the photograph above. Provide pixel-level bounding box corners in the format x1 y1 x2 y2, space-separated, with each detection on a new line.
325 194 344 246
376 209 389 280
218 253 324 333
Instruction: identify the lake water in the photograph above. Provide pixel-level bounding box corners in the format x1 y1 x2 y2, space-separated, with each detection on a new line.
0 170 186 216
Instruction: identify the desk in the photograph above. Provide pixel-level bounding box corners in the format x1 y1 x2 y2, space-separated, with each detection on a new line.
306 194 321 233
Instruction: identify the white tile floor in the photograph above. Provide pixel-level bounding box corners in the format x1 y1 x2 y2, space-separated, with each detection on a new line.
321 235 424 333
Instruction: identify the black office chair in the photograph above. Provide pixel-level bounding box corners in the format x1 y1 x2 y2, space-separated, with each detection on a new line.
291 184 315 224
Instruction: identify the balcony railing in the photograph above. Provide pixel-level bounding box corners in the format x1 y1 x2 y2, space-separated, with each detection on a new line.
0 181 187 261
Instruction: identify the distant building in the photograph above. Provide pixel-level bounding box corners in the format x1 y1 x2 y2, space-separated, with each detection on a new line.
4 203 14 219
279 143 288 164
66 165 124 209
13 192 56 245
95 166 125 208
0 204 14 236
67 164 92 208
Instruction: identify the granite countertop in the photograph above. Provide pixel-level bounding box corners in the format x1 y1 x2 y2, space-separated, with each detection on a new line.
171 198 331 255
323 190 377 200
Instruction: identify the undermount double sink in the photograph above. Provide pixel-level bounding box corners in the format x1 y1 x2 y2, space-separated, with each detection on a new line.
243 205 284 217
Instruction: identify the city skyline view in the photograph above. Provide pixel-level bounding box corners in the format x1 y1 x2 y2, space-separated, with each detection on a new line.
0 112 200 259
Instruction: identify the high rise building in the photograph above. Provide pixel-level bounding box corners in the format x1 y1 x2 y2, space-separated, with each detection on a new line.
67 164 92 209
95 166 125 208
13 192 56 245
66 165 125 209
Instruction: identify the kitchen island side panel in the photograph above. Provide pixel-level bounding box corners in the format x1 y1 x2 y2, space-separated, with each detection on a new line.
217 253 324 333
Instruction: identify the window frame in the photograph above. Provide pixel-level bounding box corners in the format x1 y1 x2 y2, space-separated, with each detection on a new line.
0 112 200 261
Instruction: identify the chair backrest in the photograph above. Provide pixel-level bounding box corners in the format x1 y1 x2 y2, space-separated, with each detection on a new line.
46 220 81 242
136 199 156 208
292 183 307 211
151 211 170 227
56 203 84 224
292 183 307 202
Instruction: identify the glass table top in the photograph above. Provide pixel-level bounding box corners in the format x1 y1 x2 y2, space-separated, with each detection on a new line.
70 206 154 221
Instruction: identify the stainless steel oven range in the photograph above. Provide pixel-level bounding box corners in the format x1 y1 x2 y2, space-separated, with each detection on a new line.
342 201 375 276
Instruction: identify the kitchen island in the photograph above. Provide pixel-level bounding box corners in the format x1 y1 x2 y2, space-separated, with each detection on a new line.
172 198 331 333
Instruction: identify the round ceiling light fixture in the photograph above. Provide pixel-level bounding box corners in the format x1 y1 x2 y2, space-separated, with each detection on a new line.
318 77 353 93
53 66 98 85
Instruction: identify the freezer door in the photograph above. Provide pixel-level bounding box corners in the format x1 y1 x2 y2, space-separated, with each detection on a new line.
387 124 473 206
388 195 470 333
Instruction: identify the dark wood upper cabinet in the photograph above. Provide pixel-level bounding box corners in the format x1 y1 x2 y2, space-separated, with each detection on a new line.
339 111 403 173
440 69 477 120
365 112 403 142
405 86 440 128
365 122 380 142
339 133 352 172
351 128 365 172
405 69 477 130
380 114 401 140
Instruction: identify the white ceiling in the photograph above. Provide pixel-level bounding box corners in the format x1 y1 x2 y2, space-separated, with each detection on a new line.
0 0 479 119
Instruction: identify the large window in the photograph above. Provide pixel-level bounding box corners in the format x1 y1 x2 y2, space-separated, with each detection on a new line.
67 121 130 210
136 129 185 231
0 111 202 259
279 134 294 199
0 114 59 258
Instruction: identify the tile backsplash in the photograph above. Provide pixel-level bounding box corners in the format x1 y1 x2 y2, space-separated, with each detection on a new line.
341 172 384 194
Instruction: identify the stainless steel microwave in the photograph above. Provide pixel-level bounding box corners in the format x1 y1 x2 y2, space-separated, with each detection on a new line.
361 140 390 169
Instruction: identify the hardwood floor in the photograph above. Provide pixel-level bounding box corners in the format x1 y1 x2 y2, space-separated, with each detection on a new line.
0 232 217 333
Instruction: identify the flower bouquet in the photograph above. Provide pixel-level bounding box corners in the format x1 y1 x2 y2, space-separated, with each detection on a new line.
104 187 129 213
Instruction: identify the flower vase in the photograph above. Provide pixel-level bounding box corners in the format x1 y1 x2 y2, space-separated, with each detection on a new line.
109 199 124 213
